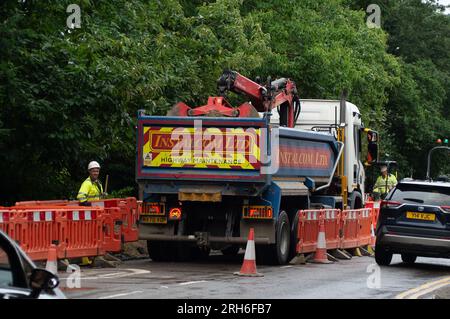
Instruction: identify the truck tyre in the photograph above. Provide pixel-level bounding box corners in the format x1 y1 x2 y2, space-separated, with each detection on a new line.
375 244 392 266
259 211 291 265
349 191 363 209
289 210 301 261
401 254 417 264
147 240 165 262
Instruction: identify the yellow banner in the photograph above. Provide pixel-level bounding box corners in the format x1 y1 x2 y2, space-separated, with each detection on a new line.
142 127 261 170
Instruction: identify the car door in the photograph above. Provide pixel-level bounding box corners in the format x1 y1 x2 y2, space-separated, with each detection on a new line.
0 231 65 299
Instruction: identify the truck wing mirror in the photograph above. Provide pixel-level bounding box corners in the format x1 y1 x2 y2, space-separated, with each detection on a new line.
364 129 379 165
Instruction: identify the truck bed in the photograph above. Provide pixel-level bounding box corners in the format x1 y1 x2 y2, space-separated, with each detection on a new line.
136 113 341 194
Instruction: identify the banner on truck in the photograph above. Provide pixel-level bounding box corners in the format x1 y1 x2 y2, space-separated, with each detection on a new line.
142 126 261 170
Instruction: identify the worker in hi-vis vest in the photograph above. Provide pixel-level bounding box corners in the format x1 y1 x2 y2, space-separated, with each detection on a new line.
76 161 105 266
77 161 104 205
373 165 397 199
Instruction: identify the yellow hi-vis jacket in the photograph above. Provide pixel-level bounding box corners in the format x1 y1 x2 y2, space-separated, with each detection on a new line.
373 174 397 195
77 177 103 203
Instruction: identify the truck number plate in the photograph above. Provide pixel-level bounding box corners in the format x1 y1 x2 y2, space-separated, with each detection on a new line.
406 212 435 221
141 216 167 224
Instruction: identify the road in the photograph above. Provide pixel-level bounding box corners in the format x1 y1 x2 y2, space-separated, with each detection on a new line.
56 251 450 299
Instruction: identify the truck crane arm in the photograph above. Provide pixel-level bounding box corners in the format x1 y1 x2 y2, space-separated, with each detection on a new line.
167 70 300 128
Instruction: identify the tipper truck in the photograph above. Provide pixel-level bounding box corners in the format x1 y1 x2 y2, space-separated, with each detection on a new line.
136 71 379 264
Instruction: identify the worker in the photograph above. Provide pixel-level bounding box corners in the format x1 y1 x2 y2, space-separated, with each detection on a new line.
76 161 105 266
77 161 105 206
373 165 397 199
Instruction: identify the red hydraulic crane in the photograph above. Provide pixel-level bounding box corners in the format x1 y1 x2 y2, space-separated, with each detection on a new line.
167 70 300 128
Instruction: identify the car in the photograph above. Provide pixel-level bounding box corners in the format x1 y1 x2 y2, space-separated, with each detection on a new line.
0 230 66 299
375 179 450 266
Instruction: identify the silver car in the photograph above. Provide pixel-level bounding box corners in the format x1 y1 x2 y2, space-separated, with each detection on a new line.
0 230 66 299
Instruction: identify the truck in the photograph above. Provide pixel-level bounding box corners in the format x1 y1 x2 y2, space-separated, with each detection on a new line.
136 71 379 264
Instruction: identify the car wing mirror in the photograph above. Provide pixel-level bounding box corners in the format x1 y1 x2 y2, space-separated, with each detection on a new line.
29 268 59 298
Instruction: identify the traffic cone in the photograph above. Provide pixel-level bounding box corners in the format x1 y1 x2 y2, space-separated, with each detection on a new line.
370 222 376 246
311 218 333 264
45 245 58 274
234 228 263 277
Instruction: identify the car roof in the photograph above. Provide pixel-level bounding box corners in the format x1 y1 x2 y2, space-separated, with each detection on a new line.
398 179 450 188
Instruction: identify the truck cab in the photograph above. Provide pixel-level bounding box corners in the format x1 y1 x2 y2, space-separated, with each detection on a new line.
265 99 367 208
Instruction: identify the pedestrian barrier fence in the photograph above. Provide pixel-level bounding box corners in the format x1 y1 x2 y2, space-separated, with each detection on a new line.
3 199 379 262
364 201 381 228
1 197 141 261
296 208 377 255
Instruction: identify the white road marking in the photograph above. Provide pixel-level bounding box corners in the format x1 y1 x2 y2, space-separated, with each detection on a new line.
99 290 143 299
280 265 293 268
396 276 450 299
59 268 150 280
178 280 207 286
160 286 169 289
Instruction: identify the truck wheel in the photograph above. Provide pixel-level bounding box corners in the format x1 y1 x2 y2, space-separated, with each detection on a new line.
349 191 363 209
289 210 300 261
260 211 291 265
375 244 392 266
147 240 165 262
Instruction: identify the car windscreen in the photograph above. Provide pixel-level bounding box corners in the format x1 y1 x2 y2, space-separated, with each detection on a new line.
389 184 450 206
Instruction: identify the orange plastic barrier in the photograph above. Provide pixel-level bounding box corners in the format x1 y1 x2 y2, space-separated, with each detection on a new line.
357 208 373 246
91 197 139 243
0 209 11 235
58 207 105 259
296 210 322 254
340 209 360 249
365 201 381 228
323 209 341 249
101 207 123 253
8 209 58 260
15 200 72 206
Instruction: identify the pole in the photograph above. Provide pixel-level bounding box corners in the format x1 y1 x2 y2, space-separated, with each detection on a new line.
105 174 109 195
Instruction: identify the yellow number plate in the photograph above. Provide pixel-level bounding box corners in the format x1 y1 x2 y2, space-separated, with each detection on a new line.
406 212 435 221
140 216 167 224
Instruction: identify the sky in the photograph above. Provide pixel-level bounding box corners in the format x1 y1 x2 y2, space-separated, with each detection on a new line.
433 0 450 14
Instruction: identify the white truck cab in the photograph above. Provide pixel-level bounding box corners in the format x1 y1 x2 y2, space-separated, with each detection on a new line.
264 99 371 208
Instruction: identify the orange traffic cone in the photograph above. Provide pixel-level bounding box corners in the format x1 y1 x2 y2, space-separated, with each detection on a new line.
45 244 58 274
234 228 263 277
370 222 376 246
312 218 333 264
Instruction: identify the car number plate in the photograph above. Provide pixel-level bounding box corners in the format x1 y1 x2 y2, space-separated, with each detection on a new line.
141 216 167 224
406 212 435 221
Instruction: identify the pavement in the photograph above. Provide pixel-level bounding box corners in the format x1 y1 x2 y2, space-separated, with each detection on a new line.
56 250 450 299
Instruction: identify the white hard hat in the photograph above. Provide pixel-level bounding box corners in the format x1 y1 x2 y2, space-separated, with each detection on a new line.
88 161 101 170
380 165 387 172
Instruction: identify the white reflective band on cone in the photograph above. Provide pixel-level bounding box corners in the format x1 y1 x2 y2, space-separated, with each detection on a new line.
243 240 256 260
317 232 326 249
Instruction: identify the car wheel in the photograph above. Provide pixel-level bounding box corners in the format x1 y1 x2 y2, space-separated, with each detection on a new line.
375 245 392 266
401 254 417 264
